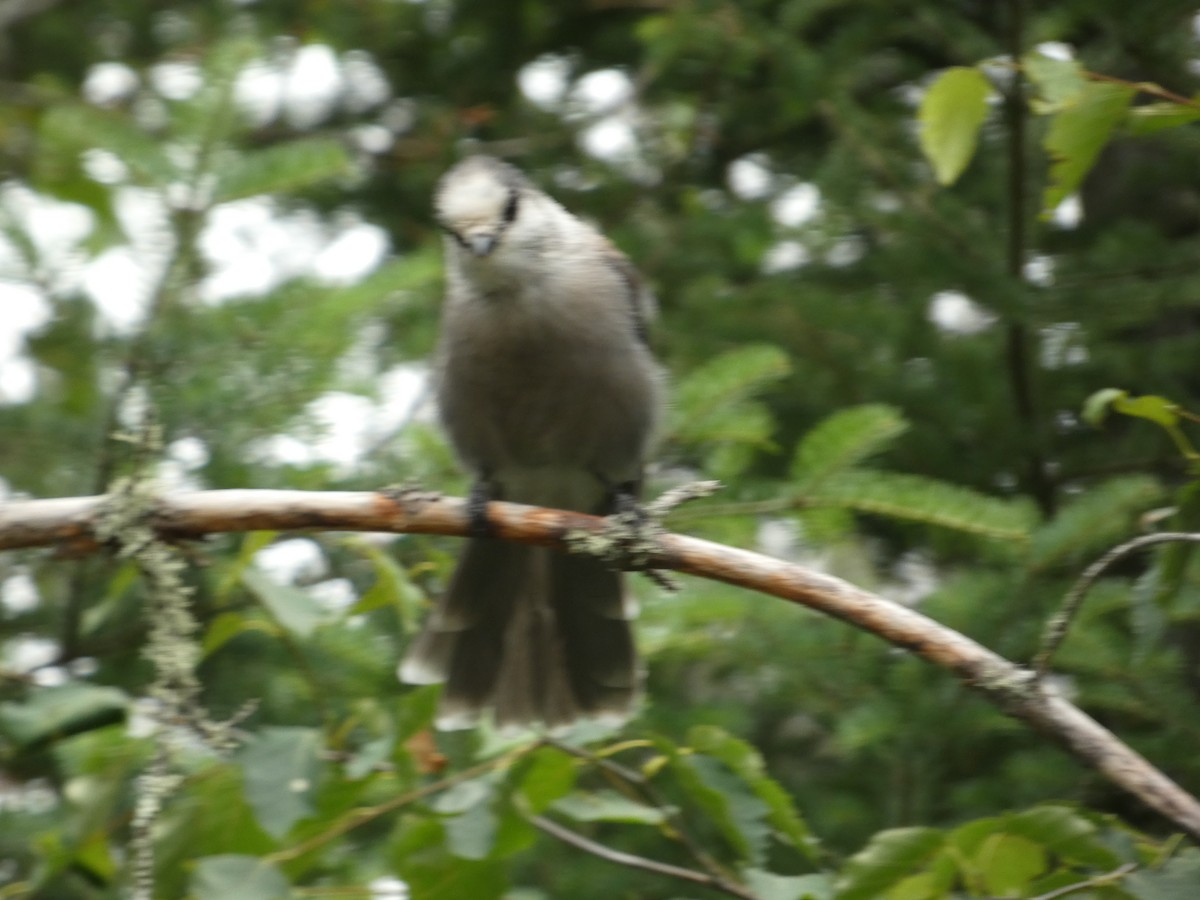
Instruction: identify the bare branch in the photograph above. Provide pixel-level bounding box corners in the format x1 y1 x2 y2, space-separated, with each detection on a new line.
3 488 1200 841
1034 532 1200 677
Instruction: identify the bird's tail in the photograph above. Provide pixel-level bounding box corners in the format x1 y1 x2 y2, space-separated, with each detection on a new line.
398 538 637 730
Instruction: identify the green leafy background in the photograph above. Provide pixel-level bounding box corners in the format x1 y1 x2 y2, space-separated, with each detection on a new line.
2 1 1200 897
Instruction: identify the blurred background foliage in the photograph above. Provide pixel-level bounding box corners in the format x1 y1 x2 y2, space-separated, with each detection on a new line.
2 0 1200 897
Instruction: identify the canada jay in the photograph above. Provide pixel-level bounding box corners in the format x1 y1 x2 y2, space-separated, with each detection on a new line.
399 155 665 730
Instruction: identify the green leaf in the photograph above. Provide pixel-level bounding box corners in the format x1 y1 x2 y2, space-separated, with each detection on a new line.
443 802 496 861
236 727 322 838
551 789 669 825
743 869 834 900
216 531 279 601
1111 394 1181 428
432 778 492 815
806 470 1035 542
0 684 128 750
918 67 993 185
348 538 427 631
974 833 1046 895
1125 846 1200 900
1082 388 1128 426
202 611 258 657
834 827 945 900
215 138 354 202
516 747 579 814
1022 52 1087 112
1042 81 1135 213
664 736 771 866
241 567 330 638
1126 100 1200 136
431 777 499 859
792 404 909 489
1003 805 1122 870
688 725 819 861
191 856 291 900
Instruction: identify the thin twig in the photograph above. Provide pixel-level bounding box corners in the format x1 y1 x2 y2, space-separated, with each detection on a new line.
1035 532 1200 677
1026 862 1137 900
1085 71 1200 109
264 743 536 863
523 809 758 899
544 738 742 882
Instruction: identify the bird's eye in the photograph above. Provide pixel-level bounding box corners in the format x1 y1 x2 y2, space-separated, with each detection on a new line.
501 191 520 224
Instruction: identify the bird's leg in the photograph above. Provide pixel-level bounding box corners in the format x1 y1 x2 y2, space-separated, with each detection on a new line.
467 474 499 538
608 478 644 521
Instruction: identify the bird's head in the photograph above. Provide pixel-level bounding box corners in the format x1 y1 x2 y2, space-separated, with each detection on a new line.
434 155 527 259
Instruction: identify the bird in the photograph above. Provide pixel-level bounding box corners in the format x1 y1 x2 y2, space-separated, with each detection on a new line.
398 155 665 730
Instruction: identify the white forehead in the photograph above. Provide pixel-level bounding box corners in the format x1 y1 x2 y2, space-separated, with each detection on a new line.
435 157 516 226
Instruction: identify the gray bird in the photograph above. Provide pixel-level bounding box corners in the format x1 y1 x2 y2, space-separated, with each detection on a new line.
399 155 666 730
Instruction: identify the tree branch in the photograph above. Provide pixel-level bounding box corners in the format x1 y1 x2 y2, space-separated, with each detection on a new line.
3 487 1200 841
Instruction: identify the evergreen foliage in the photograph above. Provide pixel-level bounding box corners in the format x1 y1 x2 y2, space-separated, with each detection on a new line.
1 1 1200 897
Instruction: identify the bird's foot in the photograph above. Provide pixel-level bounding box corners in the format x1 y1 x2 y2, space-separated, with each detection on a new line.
566 479 722 591
466 477 498 538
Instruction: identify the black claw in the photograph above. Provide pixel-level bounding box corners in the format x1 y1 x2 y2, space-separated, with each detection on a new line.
591 469 644 517
611 481 644 520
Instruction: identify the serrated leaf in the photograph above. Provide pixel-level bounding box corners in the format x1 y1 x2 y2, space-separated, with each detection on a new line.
1042 81 1135 213
1022 52 1087 112
688 725 818 861
551 789 668 825
665 738 771 866
191 855 291 900
792 405 909 489
215 138 353 202
834 827 945 900
806 470 1035 542
918 67 993 185
236 727 321 838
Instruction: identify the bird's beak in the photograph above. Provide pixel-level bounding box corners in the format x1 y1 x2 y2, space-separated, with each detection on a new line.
467 232 498 257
